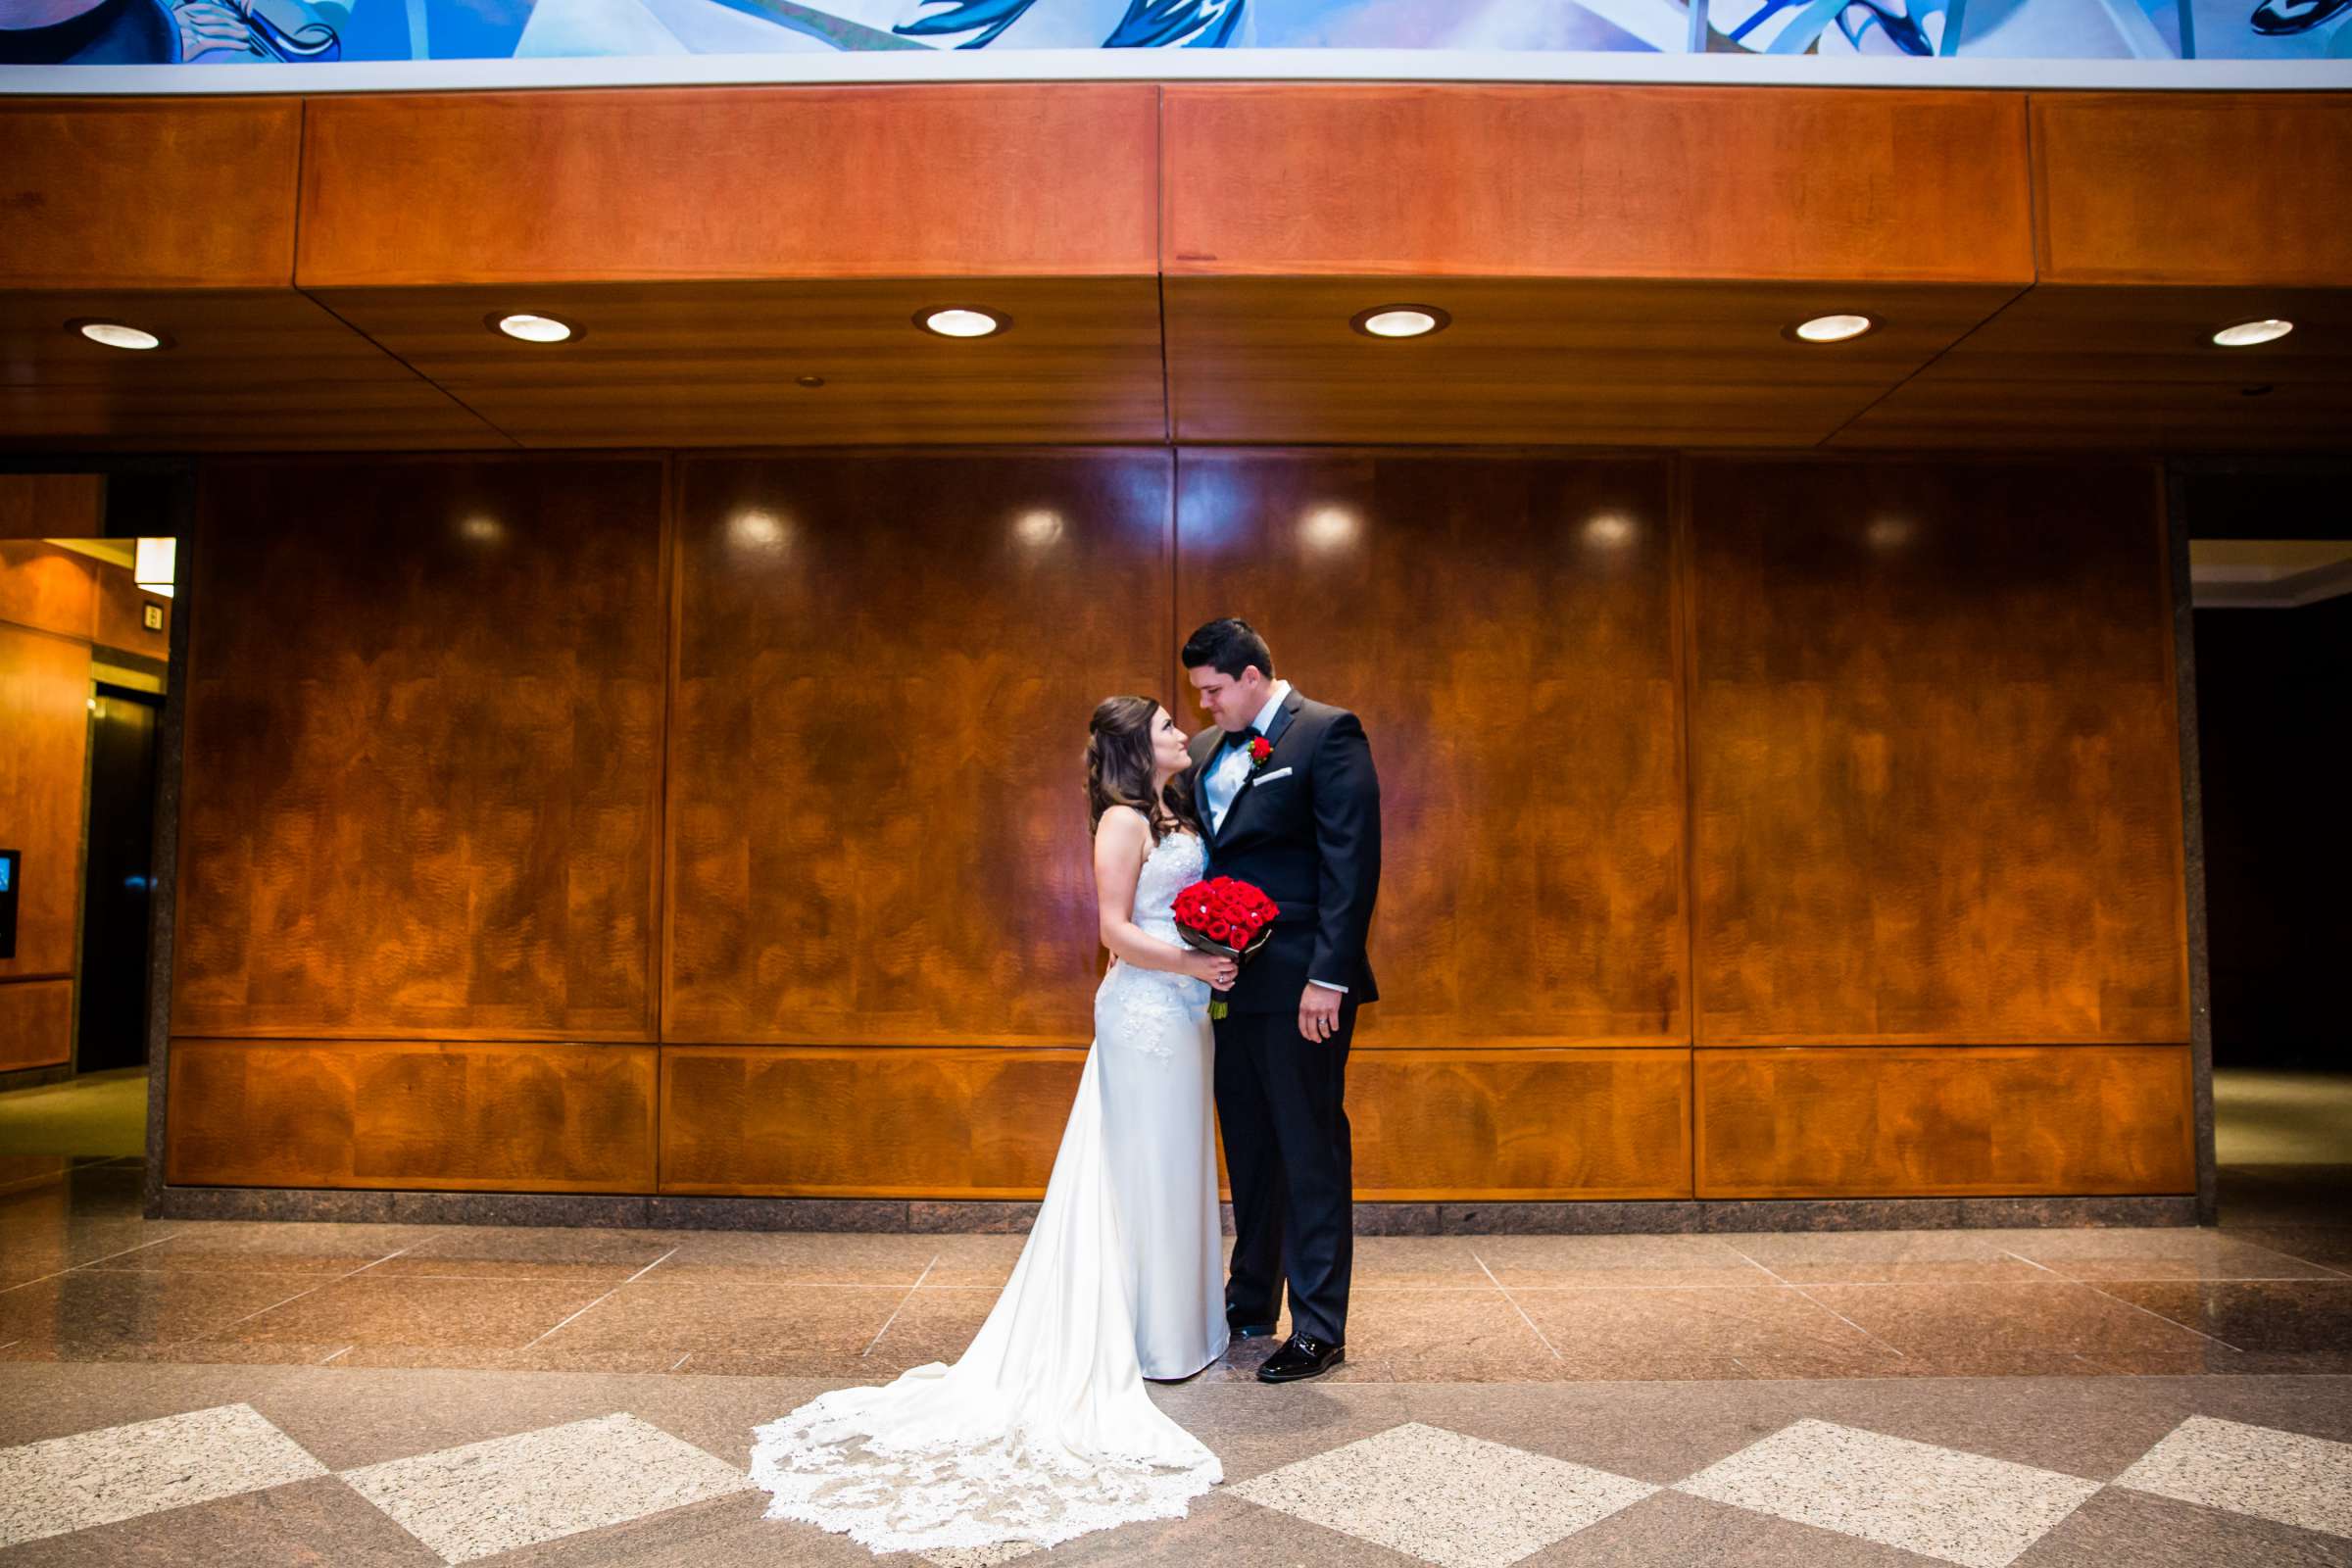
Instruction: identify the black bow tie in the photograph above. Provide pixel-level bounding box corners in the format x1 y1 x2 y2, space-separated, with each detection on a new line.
1232 725 1263 749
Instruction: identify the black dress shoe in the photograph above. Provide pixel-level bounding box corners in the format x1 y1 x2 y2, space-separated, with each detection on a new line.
1257 1333 1344 1383
1228 1318 1280 1340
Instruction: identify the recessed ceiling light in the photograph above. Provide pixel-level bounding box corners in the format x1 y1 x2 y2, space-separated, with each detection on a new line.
795 374 825 388
2213 318 2293 348
918 308 1005 338
1349 305 1450 339
1787 314 1879 344
490 312 580 344
72 320 167 351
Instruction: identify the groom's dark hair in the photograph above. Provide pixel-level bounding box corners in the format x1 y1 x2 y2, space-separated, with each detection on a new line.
1181 618 1275 682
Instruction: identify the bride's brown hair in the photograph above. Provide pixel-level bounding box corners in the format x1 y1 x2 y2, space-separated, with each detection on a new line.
1086 696 1201 843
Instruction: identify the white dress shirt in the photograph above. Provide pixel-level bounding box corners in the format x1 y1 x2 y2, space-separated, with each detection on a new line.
1202 679 1289 837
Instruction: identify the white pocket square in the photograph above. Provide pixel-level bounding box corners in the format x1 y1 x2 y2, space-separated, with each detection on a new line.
1250 766 1295 785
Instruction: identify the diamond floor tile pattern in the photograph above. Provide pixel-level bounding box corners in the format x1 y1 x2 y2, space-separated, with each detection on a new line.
1230 1420 1658 1568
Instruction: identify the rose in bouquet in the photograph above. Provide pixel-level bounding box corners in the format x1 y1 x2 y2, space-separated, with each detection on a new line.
1172 875 1280 1019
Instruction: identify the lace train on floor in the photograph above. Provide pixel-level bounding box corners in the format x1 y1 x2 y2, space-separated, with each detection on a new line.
750 1388 1220 1554
746 994 1225 1556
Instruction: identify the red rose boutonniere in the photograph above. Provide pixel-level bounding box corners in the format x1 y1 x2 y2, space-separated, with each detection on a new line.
1249 736 1274 769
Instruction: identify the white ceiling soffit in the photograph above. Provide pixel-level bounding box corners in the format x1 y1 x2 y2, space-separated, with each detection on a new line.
42 537 136 569
2190 539 2352 609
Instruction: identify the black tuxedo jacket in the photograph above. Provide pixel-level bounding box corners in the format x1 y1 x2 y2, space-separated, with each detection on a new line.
1183 688 1382 1013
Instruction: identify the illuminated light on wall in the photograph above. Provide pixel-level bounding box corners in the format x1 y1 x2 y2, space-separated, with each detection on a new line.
1301 504 1362 551
135 536 176 598
1014 509 1066 548
728 509 792 558
1584 514 1635 549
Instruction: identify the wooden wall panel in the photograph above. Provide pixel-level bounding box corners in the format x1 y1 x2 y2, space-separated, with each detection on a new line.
665 452 1172 1044
1174 451 1686 1045
0 541 97 641
662 1046 1086 1197
2032 93 2352 286
0 619 91 981
0 980 74 1073
173 457 667 1040
146 446 2209 1204
1695 1045 2195 1197
1349 1049 1690 1200
660 1046 1689 1200
298 85 1158 286
1689 459 2188 1046
1162 85 2034 283
0 475 105 540
164 1039 658 1190
0 98 300 291
93 566 172 659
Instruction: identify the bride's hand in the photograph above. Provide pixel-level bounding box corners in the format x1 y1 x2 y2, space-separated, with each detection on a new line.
1184 951 1239 989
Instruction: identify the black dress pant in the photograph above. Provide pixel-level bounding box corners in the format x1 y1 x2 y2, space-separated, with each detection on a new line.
1212 997 1356 1346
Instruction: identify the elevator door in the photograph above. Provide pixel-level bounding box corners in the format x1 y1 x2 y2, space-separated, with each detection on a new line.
76 684 161 1073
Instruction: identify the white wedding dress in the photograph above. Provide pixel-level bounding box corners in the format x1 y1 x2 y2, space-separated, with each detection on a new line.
749 827 1229 1556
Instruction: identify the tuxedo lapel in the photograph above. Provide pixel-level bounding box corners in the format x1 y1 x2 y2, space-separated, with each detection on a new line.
1260 689 1302 753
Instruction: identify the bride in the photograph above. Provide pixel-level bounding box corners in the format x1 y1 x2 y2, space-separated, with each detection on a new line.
748 695 1240 1556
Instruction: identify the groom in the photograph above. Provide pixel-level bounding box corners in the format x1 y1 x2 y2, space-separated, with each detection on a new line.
1181 618 1382 1385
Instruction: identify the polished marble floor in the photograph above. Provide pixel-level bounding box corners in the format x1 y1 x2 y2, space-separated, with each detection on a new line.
4 1156 2350 1564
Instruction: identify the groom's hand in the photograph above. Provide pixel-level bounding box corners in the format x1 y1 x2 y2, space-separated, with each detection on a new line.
1298 983 1342 1043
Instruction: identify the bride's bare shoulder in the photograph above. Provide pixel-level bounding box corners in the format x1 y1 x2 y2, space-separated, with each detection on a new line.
1094 805 1152 847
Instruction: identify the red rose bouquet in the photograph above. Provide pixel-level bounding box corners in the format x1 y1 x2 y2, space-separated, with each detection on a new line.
1173 875 1280 1019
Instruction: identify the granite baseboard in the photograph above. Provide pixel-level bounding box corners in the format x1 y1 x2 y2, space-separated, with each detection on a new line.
150 1186 2201 1232
156 1185 404 1223
651 1196 906 1231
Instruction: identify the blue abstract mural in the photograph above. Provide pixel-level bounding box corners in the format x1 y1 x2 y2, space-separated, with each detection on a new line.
2 0 2343 68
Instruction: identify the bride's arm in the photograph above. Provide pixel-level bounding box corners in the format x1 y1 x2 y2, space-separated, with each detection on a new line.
1094 807 1222 980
